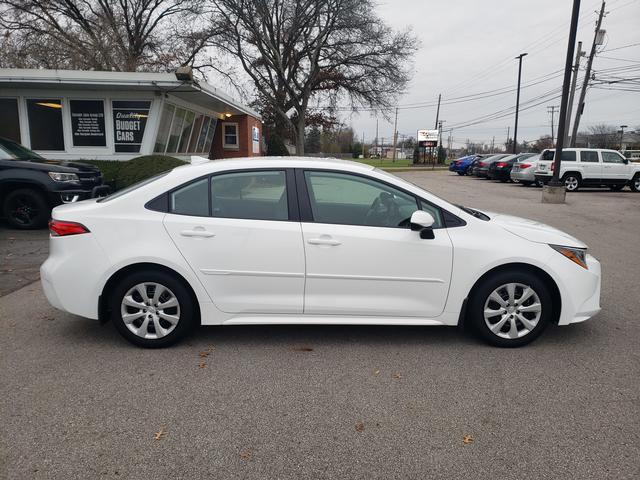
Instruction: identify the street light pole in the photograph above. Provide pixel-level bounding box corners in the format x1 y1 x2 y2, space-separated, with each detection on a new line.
619 125 627 150
542 0 581 204
513 53 528 154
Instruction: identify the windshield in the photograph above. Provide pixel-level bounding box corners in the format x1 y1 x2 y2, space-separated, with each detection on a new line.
0 138 44 160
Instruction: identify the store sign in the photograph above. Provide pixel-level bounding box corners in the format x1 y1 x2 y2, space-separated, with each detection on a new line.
70 100 106 147
112 100 150 153
417 129 439 147
252 125 260 154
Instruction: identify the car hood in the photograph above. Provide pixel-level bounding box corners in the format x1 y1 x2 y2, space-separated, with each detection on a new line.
484 211 587 249
8 158 100 173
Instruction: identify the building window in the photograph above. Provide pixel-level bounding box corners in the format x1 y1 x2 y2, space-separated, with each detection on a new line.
0 98 21 143
222 122 239 149
69 100 106 147
153 102 217 155
26 99 64 151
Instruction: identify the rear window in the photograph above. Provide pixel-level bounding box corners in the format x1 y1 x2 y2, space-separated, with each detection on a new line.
541 150 576 161
98 172 170 203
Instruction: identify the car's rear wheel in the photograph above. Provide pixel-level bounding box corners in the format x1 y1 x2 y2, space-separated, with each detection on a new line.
467 270 552 347
2 188 50 229
562 173 581 192
631 175 640 192
457 171 464 176
110 270 196 348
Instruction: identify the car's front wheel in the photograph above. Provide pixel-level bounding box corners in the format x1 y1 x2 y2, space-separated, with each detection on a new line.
109 270 197 348
2 188 50 229
467 270 552 347
631 174 640 192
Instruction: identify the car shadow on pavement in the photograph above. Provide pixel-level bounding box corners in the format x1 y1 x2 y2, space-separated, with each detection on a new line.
57 314 597 350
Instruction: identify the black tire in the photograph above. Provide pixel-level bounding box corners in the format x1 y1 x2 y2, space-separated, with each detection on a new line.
630 174 640 192
457 171 464 176
467 269 553 348
109 269 197 348
2 188 50 229
609 184 624 191
561 173 581 192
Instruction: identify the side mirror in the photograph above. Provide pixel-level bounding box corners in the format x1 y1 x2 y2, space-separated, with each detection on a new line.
410 210 436 239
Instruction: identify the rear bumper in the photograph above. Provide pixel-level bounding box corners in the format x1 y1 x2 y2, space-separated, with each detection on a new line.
511 169 535 182
535 174 552 185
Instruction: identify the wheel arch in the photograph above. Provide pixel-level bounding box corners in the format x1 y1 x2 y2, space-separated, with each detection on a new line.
0 180 50 207
461 262 561 326
98 262 201 324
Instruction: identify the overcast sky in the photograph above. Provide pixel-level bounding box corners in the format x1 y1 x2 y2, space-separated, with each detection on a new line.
348 0 640 148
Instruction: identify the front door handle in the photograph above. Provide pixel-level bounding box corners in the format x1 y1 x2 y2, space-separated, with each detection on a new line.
307 236 341 246
180 227 215 238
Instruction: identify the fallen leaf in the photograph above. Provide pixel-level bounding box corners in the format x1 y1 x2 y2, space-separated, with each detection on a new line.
463 435 473 445
199 346 215 358
291 346 313 352
239 449 252 460
198 361 206 369
355 423 365 432
154 427 167 440
391 373 402 379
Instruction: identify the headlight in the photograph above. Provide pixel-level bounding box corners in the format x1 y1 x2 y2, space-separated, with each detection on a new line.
550 244 588 269
48 172 79 182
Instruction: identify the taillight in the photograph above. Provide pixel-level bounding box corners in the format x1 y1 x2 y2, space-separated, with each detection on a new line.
49 219 90 236
551 162 555 171
496 162 507 168
479 162 485 167
519 163 531 169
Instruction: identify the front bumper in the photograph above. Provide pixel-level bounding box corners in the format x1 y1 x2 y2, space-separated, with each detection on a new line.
49 185 111 204
550 252 602 326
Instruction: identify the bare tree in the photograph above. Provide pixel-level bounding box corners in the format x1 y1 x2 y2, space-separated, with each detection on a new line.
585 124 618 149
209 0 416 154
532 135 554 153
0 0 213 71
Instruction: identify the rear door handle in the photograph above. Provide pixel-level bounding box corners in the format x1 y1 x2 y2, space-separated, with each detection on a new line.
307 236 341 246
180 228 215 238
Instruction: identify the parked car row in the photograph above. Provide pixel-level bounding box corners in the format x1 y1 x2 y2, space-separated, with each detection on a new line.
449 148 640 192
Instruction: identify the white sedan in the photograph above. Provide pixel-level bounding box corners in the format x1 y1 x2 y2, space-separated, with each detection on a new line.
41 157 601 348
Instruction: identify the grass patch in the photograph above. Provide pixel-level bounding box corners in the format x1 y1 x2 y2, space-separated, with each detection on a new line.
354 158 412 168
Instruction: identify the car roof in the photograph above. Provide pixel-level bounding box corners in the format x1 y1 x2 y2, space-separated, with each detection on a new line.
175 156 376 176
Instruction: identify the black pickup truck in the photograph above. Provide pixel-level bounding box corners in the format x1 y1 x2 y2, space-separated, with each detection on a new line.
0 137 110 229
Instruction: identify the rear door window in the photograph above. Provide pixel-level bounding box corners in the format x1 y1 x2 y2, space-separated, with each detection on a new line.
210 170 289 221
580 151 599 163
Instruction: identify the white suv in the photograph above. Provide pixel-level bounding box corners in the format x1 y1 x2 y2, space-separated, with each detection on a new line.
535 148 640 192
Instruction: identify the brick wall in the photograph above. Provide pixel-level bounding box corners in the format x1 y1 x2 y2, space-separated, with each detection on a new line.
209 114 262 159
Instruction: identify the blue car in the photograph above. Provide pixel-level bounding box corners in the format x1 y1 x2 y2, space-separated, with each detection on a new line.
449 155 479 175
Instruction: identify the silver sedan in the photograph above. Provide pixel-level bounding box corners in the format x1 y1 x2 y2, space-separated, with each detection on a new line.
511 154 541 186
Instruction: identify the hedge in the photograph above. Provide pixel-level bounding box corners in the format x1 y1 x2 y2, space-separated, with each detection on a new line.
81 155 186 191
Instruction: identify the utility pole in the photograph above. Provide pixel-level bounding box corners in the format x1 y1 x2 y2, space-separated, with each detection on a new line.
392 107 399 162
543 0 581 204
619 125 627 150
570 0 606 146
491 136 495 153
506 126 510 150
434 94 441 129
513 53 528 154
375 118 379 158
564 41 584 145
547 105 559 146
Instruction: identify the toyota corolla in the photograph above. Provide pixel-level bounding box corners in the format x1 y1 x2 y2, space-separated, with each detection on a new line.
41 157 601 348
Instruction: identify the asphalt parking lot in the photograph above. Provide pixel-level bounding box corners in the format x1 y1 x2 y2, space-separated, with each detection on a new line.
1 172 639 479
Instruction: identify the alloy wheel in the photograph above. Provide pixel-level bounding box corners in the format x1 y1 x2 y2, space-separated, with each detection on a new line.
483 283 542 339
9 194 39 226
120 282 181 339
564 176 579 191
